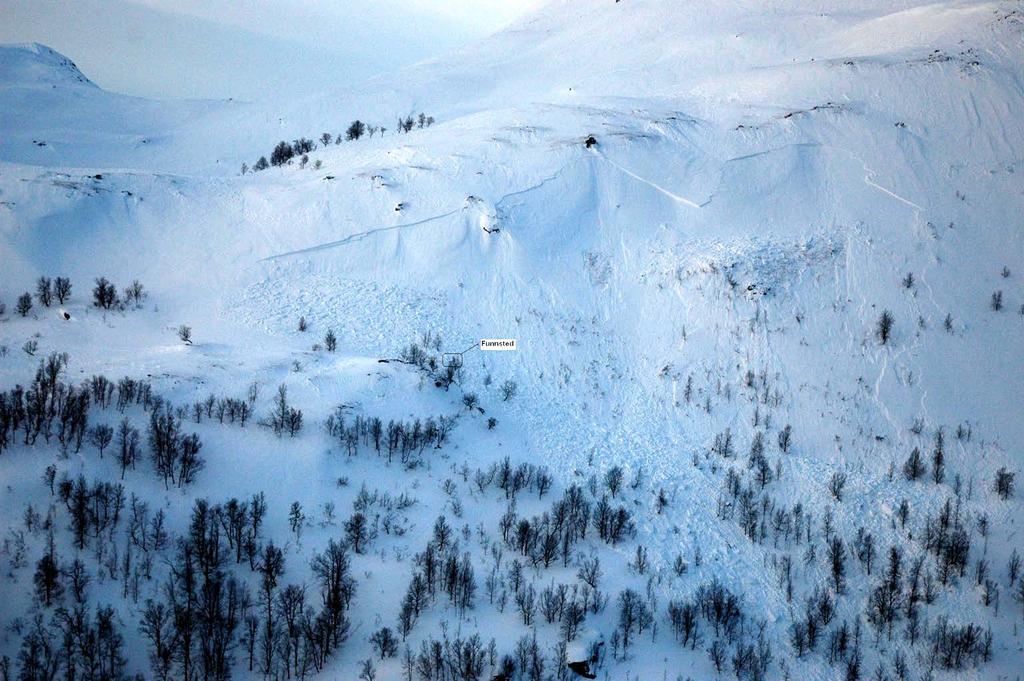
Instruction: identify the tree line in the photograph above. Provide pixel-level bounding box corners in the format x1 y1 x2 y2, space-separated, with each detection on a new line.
244 113 436 174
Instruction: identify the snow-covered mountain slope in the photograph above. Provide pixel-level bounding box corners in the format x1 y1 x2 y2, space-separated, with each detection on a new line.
1 1 1023 679
0 41 253 173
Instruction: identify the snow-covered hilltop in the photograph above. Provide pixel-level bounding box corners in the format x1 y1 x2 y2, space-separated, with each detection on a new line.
1 1 1022 680
0 43 95 87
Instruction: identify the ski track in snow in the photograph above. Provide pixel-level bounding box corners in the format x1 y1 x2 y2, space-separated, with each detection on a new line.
592 148 706 208
860 167 924 211
823 143 926 211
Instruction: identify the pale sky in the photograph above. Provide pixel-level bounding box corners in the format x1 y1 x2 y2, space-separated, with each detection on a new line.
0 0 541 101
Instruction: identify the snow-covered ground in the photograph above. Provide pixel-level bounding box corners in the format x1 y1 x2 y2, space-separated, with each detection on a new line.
1 1 1022 680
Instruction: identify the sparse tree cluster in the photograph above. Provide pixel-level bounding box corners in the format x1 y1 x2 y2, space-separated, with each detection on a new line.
325 407 455 464
85 276 147 311
994 467 1014 500
399 335 517 400
147 406 205 488
877 310 894 344
16 605 129 680
397 113 435 134
185 391 254 428
0 353 90 455
17 291 33 316
261 385 303 437
135 498 355 681
249 116 435 173
27 275 73 311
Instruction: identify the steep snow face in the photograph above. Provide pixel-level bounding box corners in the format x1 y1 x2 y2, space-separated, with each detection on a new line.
1 1 1023 679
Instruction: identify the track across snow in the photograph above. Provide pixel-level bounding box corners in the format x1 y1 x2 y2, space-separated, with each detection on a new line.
262 208 461 260
592 148 706 208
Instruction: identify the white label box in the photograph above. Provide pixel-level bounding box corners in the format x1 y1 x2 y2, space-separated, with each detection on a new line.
479 339 517 351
